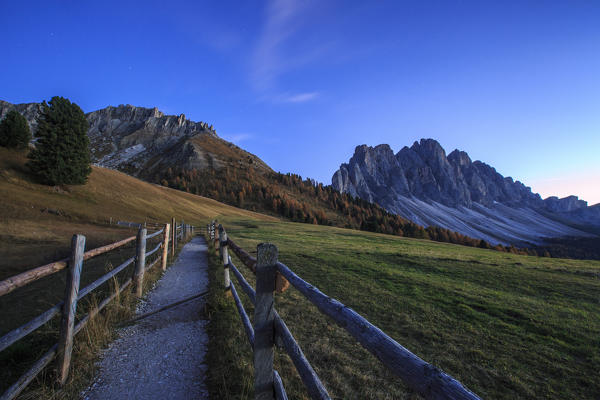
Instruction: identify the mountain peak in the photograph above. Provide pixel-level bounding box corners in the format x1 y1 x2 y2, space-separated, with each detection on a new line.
447 149 472 166
374 143 392 152
331 138 595 245
411 138 445 154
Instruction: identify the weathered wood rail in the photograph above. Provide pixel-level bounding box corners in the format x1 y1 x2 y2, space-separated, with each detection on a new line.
208 221 481 400
0 219 194 400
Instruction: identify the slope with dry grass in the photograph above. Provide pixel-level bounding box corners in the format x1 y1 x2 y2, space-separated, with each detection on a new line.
0 147 274 280
0 147 273 397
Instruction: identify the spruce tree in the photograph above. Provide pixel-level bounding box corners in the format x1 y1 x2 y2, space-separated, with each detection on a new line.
27 96 91 185
0 110 31 149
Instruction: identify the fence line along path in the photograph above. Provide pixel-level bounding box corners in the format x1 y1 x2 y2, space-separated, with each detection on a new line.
0 218 194 400
208 221 480 400
82 235 209 400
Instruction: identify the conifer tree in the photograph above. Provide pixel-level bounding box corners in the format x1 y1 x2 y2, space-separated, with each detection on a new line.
27 96 91 185
0 110 31 149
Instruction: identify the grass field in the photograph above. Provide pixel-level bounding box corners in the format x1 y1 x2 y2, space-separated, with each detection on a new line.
206 218 600 399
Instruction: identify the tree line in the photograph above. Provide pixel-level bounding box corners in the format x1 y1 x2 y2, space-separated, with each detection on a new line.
156 165 544 256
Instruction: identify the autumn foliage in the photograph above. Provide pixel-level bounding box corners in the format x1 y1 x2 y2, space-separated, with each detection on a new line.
153 164 541 256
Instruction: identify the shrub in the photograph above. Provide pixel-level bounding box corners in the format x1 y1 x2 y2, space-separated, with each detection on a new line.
0 110 31 149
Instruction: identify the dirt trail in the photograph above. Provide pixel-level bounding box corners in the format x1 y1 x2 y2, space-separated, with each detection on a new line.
82 236 209 400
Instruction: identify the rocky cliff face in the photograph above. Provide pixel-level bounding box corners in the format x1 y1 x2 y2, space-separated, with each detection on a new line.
0 100 271 177
333 139 545 210
86 104 217 171
0 100 42 134
543 195 587 213
332 139 596 245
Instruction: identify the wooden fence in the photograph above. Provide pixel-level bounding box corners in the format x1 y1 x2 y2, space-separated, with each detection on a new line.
207 221 481 400
0 219 194 400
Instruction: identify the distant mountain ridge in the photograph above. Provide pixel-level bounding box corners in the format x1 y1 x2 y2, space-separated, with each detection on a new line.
0 100 271 179
332 139 599 245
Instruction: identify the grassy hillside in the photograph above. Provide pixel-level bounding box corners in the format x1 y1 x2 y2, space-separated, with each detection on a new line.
0 146 275 331
0 147 274 396
207 218 600 399
0 147 273 279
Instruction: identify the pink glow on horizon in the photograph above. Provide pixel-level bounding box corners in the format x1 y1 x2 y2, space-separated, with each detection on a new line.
528 170 600 206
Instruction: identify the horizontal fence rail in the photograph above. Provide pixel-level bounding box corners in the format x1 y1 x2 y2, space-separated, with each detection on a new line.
146 227 165 240
209 221 481 400
0 303 62 354
145 241 163 258
1 218 195 400
227 254 330 399
0 236 137 297
209 222 291 400
276 261 480 400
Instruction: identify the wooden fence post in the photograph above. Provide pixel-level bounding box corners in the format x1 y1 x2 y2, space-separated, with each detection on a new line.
218 225 231 292
161 223 170 271
56 234 85 384
133 227 147 297
254 243 278 400
171 217 176 257
214 224 220 255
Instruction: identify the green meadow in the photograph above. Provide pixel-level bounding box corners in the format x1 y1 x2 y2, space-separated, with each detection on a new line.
206 218 600 399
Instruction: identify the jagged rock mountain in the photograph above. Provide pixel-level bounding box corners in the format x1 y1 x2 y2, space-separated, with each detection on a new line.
85 104 271 176
0 100 271 179
332 139 597 245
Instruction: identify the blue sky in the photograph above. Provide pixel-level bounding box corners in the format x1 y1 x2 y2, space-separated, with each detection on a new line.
2 0 599 204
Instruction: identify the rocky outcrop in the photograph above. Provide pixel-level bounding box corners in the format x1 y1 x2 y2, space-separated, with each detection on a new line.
332 139 597 245
0 100 42 134
85 104 218 171
543 195 587 213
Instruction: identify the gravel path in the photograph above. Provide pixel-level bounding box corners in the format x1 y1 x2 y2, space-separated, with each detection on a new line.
82 236 209 400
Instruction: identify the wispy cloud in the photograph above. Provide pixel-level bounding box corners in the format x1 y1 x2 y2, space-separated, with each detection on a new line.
252 0 302 90
221 133 253 144
251 0 320 102
278 91 320 103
